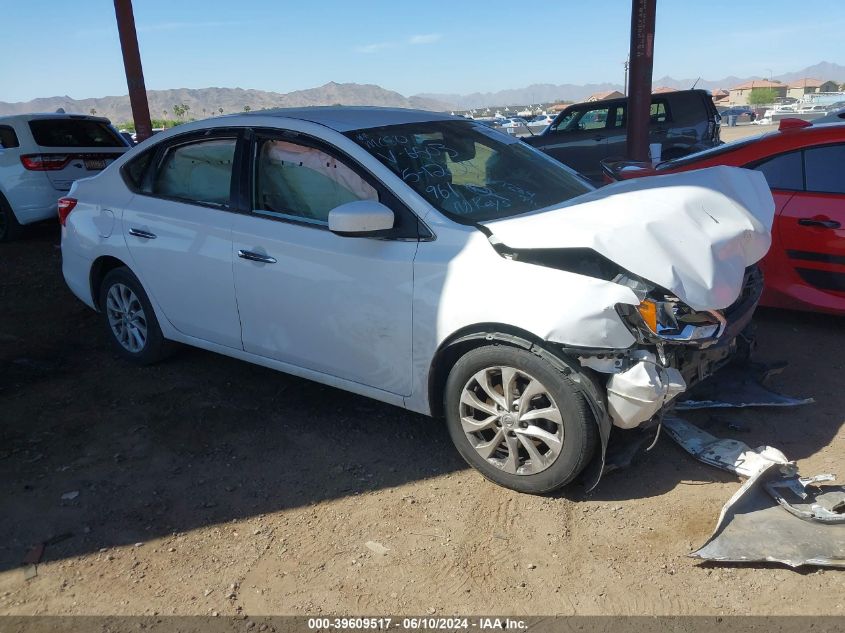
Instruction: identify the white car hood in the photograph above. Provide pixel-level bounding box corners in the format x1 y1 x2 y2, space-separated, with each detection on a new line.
482 166 774 310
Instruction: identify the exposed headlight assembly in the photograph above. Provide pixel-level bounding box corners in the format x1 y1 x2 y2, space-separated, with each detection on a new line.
614 273 726 346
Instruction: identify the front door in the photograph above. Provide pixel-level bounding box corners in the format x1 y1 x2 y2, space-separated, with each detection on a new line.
232 132 417 396
122 133 243 349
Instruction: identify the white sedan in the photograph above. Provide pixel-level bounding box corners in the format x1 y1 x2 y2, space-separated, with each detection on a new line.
61 107 773 493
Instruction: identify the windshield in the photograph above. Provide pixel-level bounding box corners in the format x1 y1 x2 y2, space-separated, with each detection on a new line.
656 132 772 170
345 120 591 222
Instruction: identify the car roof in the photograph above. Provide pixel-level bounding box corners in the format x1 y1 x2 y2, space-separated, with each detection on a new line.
0 113 112 124
239 106 457 132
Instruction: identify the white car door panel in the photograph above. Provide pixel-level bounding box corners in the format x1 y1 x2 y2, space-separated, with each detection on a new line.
122 134 242 349
232 216 417 396
123 197 242 349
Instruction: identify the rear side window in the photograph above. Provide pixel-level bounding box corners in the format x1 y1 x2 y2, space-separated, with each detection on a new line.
28 119 125 148
804 145 845 194
0 125 19 148
151 138 236 206
753 151 803 191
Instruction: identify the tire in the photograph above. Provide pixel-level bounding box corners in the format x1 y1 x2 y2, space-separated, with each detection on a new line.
99 267 171 365
0 195 23 243
444 345 597 494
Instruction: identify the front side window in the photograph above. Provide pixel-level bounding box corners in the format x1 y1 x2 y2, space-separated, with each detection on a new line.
346 120 591 222
650 102 669 124
28 119 125 148
151 138 236 206
254 139 378 223
804 145 845 194
753 151 803 191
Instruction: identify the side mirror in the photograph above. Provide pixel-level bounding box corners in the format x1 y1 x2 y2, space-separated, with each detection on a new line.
328 200 394 237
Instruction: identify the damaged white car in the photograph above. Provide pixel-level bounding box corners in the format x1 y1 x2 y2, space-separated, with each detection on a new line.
60 108 774 493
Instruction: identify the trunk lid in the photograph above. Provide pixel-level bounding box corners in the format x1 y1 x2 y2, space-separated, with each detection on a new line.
481 166 774 310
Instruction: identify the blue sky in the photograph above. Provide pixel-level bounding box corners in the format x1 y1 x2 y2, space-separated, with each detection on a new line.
1 0 843 102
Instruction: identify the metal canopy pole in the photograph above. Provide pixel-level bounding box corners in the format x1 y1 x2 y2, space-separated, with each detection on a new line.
626 0 656 161
113 0 152 141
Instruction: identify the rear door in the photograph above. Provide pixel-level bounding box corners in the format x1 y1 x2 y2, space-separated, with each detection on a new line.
122 130 243 349
778 144 845 295
27 117 127 192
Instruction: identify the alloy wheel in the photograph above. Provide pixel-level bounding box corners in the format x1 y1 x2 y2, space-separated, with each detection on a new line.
105 283 148 353
460 366 564 475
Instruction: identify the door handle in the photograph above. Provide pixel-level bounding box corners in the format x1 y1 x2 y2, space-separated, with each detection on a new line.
798 218 841 229
128 227 157 239
238 249 277 264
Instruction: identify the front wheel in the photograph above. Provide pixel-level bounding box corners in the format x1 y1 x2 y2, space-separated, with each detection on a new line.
99 267 171 365
444 345 597 494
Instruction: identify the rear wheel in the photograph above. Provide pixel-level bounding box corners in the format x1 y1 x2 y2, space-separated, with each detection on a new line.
444 345 597 494
0 196 23 242
99 267 171 365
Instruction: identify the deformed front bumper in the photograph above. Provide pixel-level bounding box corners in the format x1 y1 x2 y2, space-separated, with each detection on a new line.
579 266 764 429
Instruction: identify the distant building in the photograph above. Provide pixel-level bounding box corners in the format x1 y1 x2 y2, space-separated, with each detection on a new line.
787 78 841 100
728 79 787 105
549 102 572 113
585 90 624 102
711 89 730 106
651 86 676 94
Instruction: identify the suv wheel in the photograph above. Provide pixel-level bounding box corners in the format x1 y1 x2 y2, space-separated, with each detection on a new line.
99 267 171 365
444 345 597 494
0 196 23 242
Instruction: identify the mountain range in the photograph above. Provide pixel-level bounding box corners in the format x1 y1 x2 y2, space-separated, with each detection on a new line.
417 62 845 110
1 62 842 123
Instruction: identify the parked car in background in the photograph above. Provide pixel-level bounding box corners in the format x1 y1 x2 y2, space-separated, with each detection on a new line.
0 113 129 241
530 114 556 126
603 119 845 315
813 107 845 125
60 108 771 494
499 117 529 131
719 107 756 123
524 89 721 183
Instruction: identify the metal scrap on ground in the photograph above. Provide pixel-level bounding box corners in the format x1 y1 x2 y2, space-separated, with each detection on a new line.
662 413 844 569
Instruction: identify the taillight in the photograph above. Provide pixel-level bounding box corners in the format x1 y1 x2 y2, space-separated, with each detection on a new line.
21 154 71 171
58 197 78 226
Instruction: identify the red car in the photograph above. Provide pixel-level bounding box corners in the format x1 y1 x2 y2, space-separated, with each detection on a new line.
603 119 845 315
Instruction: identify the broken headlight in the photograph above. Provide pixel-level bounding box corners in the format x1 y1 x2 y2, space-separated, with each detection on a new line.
614 275 726 345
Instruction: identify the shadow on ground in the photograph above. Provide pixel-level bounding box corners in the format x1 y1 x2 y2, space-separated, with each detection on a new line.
1 227 843 571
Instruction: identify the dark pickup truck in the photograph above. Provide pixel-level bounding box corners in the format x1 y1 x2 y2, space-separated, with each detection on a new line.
523 89 721 183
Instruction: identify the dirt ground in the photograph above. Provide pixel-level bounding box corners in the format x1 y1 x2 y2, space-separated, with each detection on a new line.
1 224 843 617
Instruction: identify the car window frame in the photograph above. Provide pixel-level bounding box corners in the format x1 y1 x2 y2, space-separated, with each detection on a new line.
745 148 806 193
132 128 245 211
242 127 428 240
801 142 845 195
609 97 673 129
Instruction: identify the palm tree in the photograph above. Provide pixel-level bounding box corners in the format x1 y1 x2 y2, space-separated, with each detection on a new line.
89 108 97 116
243 105 251 112
218 107 223 115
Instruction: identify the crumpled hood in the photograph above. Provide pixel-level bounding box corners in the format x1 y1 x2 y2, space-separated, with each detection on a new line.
482 166 774 310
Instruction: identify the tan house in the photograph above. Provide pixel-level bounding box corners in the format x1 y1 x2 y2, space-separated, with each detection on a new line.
787 78 840 100
711 89 730 106
651 86 677 94
585 90 624 102
728 79 787 105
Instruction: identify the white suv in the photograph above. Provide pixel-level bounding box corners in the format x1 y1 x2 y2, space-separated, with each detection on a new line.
60 108 773 493
0 113 129 241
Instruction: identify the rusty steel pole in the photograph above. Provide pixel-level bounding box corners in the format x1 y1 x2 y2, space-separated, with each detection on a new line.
113 0 152 141
626 0 656 161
